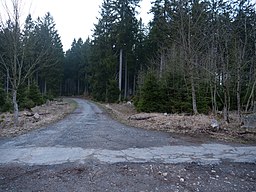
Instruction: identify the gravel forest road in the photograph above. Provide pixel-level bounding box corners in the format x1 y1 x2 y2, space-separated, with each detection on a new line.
0 98 256 192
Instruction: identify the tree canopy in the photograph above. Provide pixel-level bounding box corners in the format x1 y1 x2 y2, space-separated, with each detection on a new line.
1 0 256 124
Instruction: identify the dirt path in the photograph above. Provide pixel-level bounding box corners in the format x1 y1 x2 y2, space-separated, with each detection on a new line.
0 98 256 191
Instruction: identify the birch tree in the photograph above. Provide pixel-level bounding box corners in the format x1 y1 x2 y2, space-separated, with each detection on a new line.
0 0 47 126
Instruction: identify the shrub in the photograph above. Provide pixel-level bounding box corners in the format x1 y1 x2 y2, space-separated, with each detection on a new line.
91 79 106 102
2 97 13 112
17 84 29 110
135 71 168 113
106 79 120 103
17 82 43 110
28 82 44 105
23 99 35 109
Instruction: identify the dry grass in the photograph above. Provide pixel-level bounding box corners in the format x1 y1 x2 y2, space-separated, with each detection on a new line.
0 98 76 138
102 102 256 144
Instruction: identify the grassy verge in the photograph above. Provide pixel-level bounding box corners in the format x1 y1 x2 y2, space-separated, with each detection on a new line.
0 97 78 138
94 102 256 145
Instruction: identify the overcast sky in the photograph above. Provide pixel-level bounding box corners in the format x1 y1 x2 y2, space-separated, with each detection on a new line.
2 0 256 51
25 0 152 51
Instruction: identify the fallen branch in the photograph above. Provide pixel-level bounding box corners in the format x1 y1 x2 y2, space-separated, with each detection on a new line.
237 131 256 135
39 112 51 115
23 112 34 117
128 115 156 121
56 102 68 105
24 112 51 116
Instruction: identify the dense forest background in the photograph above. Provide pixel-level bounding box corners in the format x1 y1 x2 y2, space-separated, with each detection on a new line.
0 0 256 124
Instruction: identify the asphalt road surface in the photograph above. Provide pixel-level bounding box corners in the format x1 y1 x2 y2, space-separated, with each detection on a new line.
0 98 255 192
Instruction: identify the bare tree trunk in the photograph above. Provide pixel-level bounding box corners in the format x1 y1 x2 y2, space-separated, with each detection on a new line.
84 73 88 96
124 58 128 99
222 72 229 122
246 80 256 112
237 18 247 122
179 10 198 115
44 81 47 95
223 39 230 123
119 49 123 102
84 84 88 96
28 78 30 88
253 100 256 113
13 24 19 126
237 61 241 121
190 72 198 115
160 52 164 78
213 80 217 114
12 89 19 127
6 69 9 96
133 75 136 95
210 80 218 115
59 82 62 96
223 86 229 123
77 79 80 95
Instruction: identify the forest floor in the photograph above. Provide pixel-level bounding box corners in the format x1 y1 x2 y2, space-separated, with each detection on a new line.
0 98 77 138
100 102 256 144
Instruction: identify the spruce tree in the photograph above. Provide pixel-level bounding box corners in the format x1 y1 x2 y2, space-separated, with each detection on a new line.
35 12 64 97
136 71 167 112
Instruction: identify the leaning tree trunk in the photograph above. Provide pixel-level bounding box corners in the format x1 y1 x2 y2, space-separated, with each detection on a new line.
191 74 198 115
246 80 256 112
